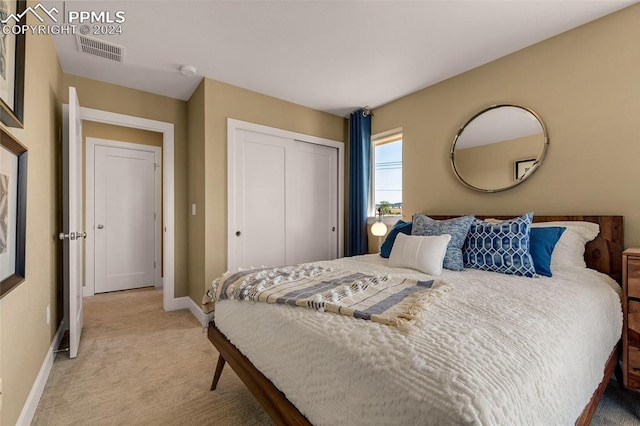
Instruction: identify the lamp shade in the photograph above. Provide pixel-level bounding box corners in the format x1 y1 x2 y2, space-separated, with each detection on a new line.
371 221 387 237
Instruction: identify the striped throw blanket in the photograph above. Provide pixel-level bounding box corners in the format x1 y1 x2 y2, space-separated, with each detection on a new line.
211 264 447 330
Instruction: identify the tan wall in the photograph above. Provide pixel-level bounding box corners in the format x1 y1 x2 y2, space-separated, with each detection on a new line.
0 15 63 425
83 121 163 148
63 75 189 297
455 134 541 189
372 4 640 247
187 81 206 304
187 78 347 303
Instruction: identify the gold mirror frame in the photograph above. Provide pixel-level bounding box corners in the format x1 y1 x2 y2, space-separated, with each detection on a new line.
450 104 549 193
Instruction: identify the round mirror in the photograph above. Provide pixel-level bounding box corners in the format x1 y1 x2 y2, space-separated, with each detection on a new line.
450 104 548 192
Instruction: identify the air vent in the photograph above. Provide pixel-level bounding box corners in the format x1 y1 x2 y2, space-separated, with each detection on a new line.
76 35 124 63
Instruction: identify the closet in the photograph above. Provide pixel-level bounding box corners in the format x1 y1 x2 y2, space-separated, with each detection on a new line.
227 119 343 271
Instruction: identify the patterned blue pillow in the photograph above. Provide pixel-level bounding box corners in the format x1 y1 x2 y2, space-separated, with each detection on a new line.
463 212 536 277
412 215 474 271
380 220 412 258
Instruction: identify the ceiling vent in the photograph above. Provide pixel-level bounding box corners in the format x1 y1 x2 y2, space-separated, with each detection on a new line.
76 35 124 63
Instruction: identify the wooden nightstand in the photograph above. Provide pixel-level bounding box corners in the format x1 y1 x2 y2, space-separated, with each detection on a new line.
623 248 640 392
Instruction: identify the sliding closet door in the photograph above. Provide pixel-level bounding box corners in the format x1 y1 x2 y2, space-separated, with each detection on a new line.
229 126 339 272
231 129 294 271
290 141 338 264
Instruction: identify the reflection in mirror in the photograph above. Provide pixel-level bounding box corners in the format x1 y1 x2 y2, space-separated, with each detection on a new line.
451 105 548 192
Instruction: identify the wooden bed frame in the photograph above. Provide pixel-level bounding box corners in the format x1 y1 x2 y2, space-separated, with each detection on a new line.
207 215 623 426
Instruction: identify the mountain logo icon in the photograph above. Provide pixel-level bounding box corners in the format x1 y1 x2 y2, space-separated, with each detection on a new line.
1 3 59 24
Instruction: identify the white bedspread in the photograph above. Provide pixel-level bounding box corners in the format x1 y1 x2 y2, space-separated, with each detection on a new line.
214 255 622 425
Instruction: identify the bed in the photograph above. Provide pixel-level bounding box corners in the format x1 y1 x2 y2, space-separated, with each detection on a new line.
207 215 623 425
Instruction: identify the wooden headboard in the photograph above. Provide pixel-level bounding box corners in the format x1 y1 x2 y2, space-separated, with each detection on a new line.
427 215 624 282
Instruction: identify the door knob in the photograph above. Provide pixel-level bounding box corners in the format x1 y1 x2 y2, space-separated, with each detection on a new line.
97 224 104 229
59 232 77 240
235 231 241 236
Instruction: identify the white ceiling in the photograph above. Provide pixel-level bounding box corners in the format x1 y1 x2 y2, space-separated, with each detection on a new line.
456 106 543 149
47 0 636 117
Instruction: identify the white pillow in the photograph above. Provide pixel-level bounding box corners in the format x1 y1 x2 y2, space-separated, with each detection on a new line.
388 233 452 275
530 221 600 270
483 218 504 224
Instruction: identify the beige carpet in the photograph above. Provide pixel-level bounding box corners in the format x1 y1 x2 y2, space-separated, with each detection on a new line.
33 288 639 425
32 288 272 425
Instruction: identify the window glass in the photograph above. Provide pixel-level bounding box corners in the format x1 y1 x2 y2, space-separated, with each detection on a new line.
373 134 402 215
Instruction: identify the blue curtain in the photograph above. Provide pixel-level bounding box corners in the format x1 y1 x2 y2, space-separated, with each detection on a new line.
347 109 372 256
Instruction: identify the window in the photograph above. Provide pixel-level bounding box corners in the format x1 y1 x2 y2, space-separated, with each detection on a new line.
371 131 402 216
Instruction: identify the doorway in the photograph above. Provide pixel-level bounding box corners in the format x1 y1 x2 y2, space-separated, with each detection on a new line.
76 105 183 314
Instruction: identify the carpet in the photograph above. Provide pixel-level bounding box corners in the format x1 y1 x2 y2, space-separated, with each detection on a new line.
32 288 640 425
32 288 272 425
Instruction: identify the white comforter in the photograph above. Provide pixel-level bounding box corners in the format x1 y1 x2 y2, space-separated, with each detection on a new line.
214 255 622 425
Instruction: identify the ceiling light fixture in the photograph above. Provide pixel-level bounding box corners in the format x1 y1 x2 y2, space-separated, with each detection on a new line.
180 65 197 77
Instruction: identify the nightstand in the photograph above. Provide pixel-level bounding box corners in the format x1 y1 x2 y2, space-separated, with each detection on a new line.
623 248 640 392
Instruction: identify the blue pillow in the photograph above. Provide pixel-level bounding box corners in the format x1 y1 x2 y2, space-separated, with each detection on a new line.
380 220 412 258
412 215 474 271
463 212 536 277
529 227 566 277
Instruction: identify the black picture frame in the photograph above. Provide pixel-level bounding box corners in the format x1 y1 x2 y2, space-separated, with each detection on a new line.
0 0 26 128
515 158 536 181
0 126 27 298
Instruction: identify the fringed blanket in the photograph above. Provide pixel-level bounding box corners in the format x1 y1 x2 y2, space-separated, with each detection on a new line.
208 264 447 330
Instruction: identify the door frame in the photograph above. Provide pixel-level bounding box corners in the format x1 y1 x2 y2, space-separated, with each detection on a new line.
85 138 162 296
76 106 180 312
227 118 344 271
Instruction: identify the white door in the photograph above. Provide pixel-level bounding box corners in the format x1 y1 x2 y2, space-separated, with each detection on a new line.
231 129 293 270
94 145 157 293
291 141 338 264
62 86 84 359
229 129 338 271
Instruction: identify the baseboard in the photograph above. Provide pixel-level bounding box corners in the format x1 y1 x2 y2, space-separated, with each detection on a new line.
163 295 188 312
16 323 64 426
186 296 212 326
165 296 211 326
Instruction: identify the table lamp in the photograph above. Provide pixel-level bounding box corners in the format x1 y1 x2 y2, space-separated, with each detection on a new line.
371 208 388 251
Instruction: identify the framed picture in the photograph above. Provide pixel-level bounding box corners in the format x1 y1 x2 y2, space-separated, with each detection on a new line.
515 158 536 181
1 126 27 298
0 0 26 128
